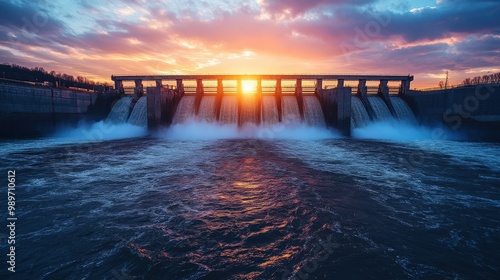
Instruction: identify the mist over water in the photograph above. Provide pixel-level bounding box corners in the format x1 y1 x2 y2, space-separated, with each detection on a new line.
156 119 338 140
16 92 467 145
53 121 148 141
352 120 465 142
157 94 337 140
348 94 466 142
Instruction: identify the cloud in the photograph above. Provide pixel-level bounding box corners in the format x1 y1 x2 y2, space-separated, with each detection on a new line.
379 1 500 42
170 10 308 56
0 1 67 36
287 1 499 45
258 0 374 18
0 0 498 87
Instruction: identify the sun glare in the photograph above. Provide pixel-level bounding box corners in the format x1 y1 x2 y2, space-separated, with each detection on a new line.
242 80 255 94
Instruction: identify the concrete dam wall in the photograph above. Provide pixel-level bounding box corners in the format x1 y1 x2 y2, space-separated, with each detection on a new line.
404 84 500 140
0 83 118 137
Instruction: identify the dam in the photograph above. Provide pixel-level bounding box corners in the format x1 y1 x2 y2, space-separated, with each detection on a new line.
0 75 499 279
110 74 416 136
107 74 499 140
1 74 499 140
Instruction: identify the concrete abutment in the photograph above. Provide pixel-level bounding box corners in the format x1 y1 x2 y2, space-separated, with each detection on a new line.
317 87 352 136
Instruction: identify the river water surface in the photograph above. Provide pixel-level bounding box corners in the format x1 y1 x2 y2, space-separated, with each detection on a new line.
0 126 499 279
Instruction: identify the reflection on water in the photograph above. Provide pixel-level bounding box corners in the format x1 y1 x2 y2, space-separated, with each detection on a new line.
140 143 316 279
0 138 499 279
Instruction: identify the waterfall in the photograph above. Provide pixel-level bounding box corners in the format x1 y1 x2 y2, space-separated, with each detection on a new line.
368 96 392 121
106 96 133 123
197 96 217 122
351 96 370 128
282 96 301 125
240 95 258 125
390 96 418 125
173 96 196 124
261 96 279 125
128 96 147 127
219 96 238 124
302 96 326 127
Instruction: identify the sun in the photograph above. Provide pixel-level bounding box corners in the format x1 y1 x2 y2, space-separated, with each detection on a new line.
242 80 255 94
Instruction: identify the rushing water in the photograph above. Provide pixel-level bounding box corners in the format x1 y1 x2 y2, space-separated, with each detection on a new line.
1 95 499 279
240 95 258 125
173 96 196 124
128 96 148 127
351 96 371 128
368 96 392 121
261 96 279 125
1 128 499 279
219 96 238 124
351 95 417 129
170 95 335 129
391 96 418 125
106 96 133 124
282 96 301 125
302 96 326 127
197 96 217 123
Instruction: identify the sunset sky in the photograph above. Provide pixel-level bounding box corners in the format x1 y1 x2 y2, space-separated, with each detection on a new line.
0 0 499 88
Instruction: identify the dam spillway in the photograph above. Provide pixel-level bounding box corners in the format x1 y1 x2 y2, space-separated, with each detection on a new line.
168 94 326 127
2 75 498 139
261 96 279 125
128 96 148 127
107 90 418 135
197 96 217 122
219 96 238 124
368 96 393 121
107 74 420 135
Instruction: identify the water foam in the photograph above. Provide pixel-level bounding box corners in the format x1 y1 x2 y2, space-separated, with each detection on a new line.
53 121 148 142
155 119 339 140
351 119 468 142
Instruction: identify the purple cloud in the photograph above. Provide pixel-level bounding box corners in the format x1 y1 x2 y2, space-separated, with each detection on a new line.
0 0 498 87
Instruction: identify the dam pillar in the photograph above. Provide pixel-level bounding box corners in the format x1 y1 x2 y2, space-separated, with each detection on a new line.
315 79 323 94
317 87 351 136
357 79 375 119
275 79 282 122
237 79 243 96
215 79 223 121
195 79 204 115
399 79 410 95
256 78 262 124
155 80 162 89
257 79 262 97
196 79 204 95
147 86 180 130
296 79 304 120
378 79 397 117
378 79 389 97
176 79 184 94
237 79 243 126
147 87 161 130
134 79 144 97
295 79 303 96
115 80 124 95
337 79 345 88
357 79 367 98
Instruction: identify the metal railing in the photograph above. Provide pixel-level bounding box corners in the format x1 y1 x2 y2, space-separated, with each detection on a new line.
416 83 500 92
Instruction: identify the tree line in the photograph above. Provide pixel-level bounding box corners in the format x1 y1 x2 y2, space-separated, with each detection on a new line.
462 72 500 86
0 63 111 90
